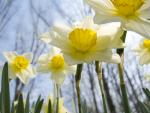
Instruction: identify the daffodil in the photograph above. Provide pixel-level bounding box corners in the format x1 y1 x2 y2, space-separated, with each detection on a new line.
133 39 150 65
3 52 36 84
86 0 150 38
37 47 76 84
41 17 124 65
43 96 69 113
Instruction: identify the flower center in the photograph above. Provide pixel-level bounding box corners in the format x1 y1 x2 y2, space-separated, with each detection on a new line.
143 39 150 49
13 56 29 72
50 55 65 69
69 28 97 53
111 0 144 17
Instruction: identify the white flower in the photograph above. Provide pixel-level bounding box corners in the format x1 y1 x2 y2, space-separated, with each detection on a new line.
133 39 150 65
37 47 76 85
86 0 150 38
42 96 69 113
41 17 124 65
3 52 36 84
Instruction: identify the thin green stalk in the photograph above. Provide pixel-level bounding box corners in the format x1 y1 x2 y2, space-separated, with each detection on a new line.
56 84 60 113
75 64 83 113
95 61 108 113
117 31 131 113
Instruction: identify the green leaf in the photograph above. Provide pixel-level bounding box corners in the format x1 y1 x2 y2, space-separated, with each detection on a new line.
16 94 24 113
145 103 150 111
143 88 150 101
34 95 41 112
1 63 10 113
139 101 149 113
25 94 30 113
48 99 52 113
34 99 44 113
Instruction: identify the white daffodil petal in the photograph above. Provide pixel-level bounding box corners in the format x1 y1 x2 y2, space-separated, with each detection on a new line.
23 52 33 63
26 65 36 78
81 16 94 29
16 71 30 84
94 13 120 24
98 23 124 49
100 0 114 7
40 32 52 43
85 0 119 24
139 50 150 65
53 23 71 38
8 64 16 79
38 53 51 64
63 52 84 65
37 64 50 73
51 72 66 85
87 51 121 63
3 51 17 62
110 29 125 48
85 0 113 14
50 36 70 52
51 47 61 55
125 18 150 38
98 22 121 37
140 6 150 19
97 36 111 50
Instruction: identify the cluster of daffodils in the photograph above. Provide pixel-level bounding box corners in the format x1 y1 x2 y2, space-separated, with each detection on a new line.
85 0 150 75
3 0 150 88
2 0 150 112
3 49 75 85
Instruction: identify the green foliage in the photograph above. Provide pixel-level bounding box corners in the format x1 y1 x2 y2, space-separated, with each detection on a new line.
0 63 10 113
47 99 52 113
34 96 44 113
143 88 150 101
16 94 24 113
25 94 30 113
139 88 150 113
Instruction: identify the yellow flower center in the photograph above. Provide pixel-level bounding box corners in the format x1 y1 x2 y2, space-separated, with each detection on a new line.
143 39 150 49
69 28 97 53
111 0 144 17
50 55 65 69
13 56 29 72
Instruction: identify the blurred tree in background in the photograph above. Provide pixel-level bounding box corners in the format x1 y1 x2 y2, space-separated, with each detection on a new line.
0 0 150 113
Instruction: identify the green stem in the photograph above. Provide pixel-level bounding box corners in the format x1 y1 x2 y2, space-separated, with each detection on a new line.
56 84 60 113
75 64 83 113
95 61 108 113
117 31 131 113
